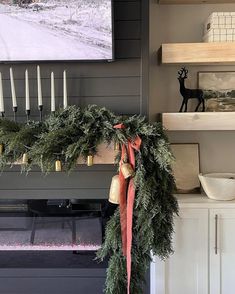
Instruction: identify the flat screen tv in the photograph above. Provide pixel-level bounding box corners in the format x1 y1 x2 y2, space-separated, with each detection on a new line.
0 0 113 62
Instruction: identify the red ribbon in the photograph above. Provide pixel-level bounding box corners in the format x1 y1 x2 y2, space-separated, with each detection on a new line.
114 123 141 294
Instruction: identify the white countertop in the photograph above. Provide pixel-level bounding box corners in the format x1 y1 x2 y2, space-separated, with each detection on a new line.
176 194 235 208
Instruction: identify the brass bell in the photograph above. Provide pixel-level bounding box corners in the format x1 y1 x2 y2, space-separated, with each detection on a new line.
121 163 134 179
55 160 62 172
109 175 120 205
114 141 120 151
0 144 3 155
22 153 28 165
87 155 94 167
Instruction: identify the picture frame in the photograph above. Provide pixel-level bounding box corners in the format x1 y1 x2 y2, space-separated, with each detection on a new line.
198 71 235 112
171 143 200 194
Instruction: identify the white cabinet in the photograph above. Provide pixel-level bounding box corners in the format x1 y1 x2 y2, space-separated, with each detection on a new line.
151 209 208 294
151 196 235 294
210 209 235 294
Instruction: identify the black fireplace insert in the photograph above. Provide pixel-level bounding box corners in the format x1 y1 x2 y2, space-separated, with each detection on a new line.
0 199 117 252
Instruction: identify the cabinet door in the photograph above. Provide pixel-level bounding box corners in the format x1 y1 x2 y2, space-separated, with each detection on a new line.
210 209 235 294
151 209 208 294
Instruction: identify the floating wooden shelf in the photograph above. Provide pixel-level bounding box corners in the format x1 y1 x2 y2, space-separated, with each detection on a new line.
162 112 235 131
161 42 235 65
159 0 235 4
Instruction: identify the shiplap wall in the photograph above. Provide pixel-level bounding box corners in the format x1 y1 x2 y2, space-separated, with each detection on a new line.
0 0 144 199
0 0 142 119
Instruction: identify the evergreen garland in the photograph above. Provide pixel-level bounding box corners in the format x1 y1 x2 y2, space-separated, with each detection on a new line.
0 105 178 293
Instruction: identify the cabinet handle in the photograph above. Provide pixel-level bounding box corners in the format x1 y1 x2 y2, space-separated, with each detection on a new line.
215 214 218 255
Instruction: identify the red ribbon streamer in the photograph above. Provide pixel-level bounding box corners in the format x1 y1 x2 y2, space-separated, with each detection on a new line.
114 124 141 294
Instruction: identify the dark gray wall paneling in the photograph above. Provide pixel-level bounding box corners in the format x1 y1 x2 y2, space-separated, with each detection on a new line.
0 2 150 293
140 0 149 117
0 267 149 294
0 277 105 294
0 0 142 119
1 75 140 118
0 166 116 199
114 0 141 59
0 1 149 293
0 268 107 294
0 0 143 201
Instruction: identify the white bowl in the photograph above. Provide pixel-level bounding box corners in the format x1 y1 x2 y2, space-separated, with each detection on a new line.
199 173 235 201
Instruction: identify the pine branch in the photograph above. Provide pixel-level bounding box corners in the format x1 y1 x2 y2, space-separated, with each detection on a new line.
0 105 178 294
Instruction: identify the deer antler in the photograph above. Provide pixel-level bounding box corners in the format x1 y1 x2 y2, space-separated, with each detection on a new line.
178 67 188 79
183 67 188 76
178 68 184 77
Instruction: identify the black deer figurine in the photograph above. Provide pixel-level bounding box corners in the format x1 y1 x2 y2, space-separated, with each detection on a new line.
178 67 205 112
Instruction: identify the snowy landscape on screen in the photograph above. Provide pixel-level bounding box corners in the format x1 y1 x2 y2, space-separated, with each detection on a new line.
0 0 113 61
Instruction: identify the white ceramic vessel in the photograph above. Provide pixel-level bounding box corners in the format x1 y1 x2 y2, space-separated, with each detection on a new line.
199 173 235 201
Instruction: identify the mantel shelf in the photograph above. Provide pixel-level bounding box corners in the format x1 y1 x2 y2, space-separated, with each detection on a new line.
162 112 235 131
159 0 235 4
161 42 235 65
12 143 118 166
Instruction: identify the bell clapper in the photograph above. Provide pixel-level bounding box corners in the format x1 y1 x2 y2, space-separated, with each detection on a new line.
109 175 120 205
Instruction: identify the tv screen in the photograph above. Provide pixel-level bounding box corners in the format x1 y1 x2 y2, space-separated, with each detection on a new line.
0 0 113 62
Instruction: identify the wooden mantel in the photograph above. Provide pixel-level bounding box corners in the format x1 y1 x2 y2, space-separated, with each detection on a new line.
77 143 117 165
14 143 118 166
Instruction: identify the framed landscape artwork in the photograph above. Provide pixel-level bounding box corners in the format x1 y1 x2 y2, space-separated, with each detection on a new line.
171 143 200 194
0 0 113 62
198 71 235 112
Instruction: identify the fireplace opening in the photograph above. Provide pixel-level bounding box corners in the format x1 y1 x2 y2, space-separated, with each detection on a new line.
0 199 116 268
0 199 104 251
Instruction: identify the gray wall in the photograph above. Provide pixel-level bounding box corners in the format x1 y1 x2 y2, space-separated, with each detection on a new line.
149 3 235 173
0 2 147 293
0 0 143 119
0 0 145 199
0 268 149 294
0 0 150 291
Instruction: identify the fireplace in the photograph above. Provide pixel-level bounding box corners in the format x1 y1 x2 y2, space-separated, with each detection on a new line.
0 199 117 252
0 189 149 293
0 198 118 270
0 164 152 292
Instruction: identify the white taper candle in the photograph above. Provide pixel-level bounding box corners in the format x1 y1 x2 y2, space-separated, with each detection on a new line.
37 65 42 106
0 72 4 113
63 70 68 109
10 67 17 108
25 69 30 111
51 72 55 112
